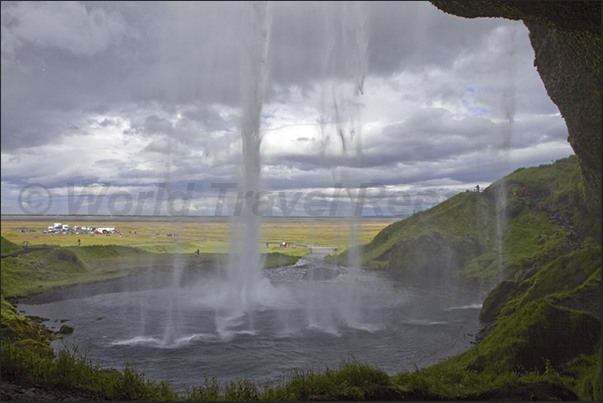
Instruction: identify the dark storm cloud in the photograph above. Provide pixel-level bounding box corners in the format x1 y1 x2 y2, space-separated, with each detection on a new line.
181 105 231 132
4 0 511 139
143 115 175 136
1 1 142 151
2 1 522 149
1 1 574 215
366 2 510 73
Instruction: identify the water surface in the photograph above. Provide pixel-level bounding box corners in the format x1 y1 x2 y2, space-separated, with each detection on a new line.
19 254 483 392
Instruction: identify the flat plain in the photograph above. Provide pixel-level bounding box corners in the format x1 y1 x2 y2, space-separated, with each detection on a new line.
1 216 399 255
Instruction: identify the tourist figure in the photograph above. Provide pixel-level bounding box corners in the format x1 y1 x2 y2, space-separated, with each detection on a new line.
78 239 81 246
476 185 480 192
266 242 269 248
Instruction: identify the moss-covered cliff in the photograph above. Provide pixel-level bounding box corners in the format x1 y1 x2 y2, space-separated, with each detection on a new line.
430 1 601 223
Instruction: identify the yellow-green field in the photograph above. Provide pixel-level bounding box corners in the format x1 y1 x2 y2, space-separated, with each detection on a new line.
1 217 399 255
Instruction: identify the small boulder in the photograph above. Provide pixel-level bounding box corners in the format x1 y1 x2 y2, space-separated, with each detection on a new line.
58 325 74 335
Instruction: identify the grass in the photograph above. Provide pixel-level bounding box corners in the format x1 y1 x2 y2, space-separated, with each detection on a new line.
1 236 23 255
260 356 392 401
388 232 600 400
0 243 306 301
479 240 600 322
1 344 394 401
327 190 500 280
1 219 395 255
394 361 559 398
1 341 180 400
1 244 160 299
0 218 393 300
328 156 597 288
3 337 598 401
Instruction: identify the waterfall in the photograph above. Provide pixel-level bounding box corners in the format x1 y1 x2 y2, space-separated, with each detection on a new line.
495 23 518 282
314 1 371 330
217 1 272 332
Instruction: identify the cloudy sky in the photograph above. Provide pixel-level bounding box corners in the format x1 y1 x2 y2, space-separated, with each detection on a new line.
1 1 573 217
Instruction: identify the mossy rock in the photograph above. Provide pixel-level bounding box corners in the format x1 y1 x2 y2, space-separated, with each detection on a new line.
1 316 57 357
12 338 55 358
430 1 601 35
1 316 43 341
468 301 600 373
479 280 517 322
479 245 600 323
1 299 19 319
514 304 600 371
58 324 75 335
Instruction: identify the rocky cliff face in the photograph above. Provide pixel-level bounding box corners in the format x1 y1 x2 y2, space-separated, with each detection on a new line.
430 1 601 222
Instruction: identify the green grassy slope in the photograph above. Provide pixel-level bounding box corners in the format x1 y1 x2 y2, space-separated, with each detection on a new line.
328 156 598 285
0 242 301 301
0 244 158 299
1 237 23 256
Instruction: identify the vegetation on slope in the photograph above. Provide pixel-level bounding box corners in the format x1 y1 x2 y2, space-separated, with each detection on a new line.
0 241 300 301
328 156 598 285
325 156 601 400
480 242 600 322
1 236 23 256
